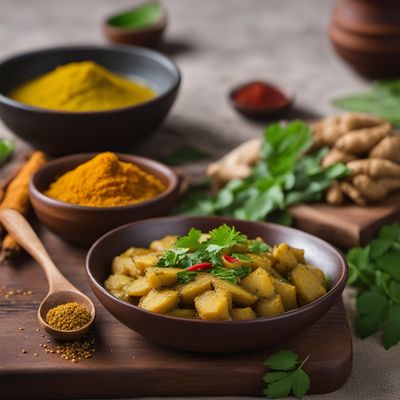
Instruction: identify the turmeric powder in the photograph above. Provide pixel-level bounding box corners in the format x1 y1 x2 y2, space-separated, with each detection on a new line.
45 152 166 207
9 61 156 112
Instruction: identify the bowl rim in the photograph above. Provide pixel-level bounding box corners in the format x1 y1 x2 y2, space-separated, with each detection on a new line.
229 80 295 113
103 2 168 34
0 44 181 115
86 215 348 325
29 152 180 211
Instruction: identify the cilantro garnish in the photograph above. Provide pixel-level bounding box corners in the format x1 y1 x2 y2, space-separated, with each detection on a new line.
157 224 265 283
263 350 310 399
346 223 400 349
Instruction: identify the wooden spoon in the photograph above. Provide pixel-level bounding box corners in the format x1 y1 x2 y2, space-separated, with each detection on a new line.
0 209 95 340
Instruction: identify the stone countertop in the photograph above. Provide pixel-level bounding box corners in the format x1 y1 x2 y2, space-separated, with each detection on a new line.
0 1 399 399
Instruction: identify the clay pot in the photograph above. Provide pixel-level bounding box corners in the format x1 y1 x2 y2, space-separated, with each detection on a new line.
329 0 400 79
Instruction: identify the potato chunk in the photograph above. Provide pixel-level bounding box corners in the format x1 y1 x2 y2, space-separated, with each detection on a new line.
104 274 135 301
306 264 325 286
194 289 230 320
178 273 213 305
146 267 182 288
126 276 152 297
121 247 154 257
149 235 178 251
166 308 198 319
256 294 285 317
139 288 179 314
222 253 272 270
231 307 257 320
112 256 142 277
240 267 275 298
133 253 161 274
212 278 257 306
272 278 297 310
272 243 302 276
290 264 327 304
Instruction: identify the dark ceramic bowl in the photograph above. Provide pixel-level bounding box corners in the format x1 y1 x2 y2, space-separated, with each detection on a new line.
0 45 180 155
229 81 294 121
103 5 167 48
86 216 348 353
29 153 180 246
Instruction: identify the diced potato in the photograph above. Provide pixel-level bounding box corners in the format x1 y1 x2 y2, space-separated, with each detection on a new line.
121 247 154 257
212 278 257 306
126 276 152 297
178 273 213 305
149 235 178 251
290 264 327 304
104 274 136 301
306 264 325 286
222 253 272 270
167 308 198 319
240 267 275 298
292 248 305 264
133 253 161 273
272 243 299 276
139 288 179 314
231 307 257 320
112 256 142 277
194 289 230 320
146 267 182 288
272 278 297 310
256 294 285 317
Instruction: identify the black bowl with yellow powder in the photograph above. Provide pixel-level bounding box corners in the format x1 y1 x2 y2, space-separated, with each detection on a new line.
29 153 181 245
0 45 180 155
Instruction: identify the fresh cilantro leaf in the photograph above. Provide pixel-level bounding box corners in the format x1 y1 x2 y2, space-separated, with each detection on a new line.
263 371 292 384
0 139 14 166
175 228 202 250
248 240 271 253
383 304 400 350
177 270 197 283
388 281 400 302
291 368 310 399
369 238 394 259
356 289 388 338
211 266 251 284
232 253 252 262
264 377 292 399
379 224 400 240
157 248 188 268
264 350 298 370
208 224 247 248
375 251 400 281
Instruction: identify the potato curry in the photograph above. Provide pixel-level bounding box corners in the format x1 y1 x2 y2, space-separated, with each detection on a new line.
105 224 328 320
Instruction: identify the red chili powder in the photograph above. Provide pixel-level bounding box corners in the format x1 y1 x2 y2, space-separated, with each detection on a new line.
234 81 288 108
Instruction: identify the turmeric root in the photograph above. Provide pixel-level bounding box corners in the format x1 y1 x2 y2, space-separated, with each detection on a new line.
369 135 400 164
325 181 344 205
340 182 367 206
0 151 47 261
352 174 400 201
335 123 391 155
347 158 400 179
321 149 355 168
339 112 386 132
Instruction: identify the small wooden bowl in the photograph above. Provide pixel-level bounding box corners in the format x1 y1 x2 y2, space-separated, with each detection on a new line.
29 153 180 246
86 216 348 353
229 81 294 121
103 6 167 48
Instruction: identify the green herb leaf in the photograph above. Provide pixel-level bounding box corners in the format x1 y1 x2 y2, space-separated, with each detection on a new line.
264 350 298 371
175 228 203 251
248 240 271 253
375 251 400 281
263 371 293 384
0 139 14 166
379 224 400 240
177 270 197 283
211 266 251 284
291 368 310 399
383 304 400 350
264 377 292 399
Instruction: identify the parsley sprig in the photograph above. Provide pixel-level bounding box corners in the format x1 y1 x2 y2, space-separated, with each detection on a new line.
158 224 261 284
263 350 311 399
347 224 400 349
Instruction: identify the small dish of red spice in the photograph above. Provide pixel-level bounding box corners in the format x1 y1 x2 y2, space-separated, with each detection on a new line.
229 80 294 120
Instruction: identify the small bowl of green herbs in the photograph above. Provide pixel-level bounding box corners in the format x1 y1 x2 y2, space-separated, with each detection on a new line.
103 1 167 49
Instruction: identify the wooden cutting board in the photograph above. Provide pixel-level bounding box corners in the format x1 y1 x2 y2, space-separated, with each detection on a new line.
0 222 352 399
290 191 400 248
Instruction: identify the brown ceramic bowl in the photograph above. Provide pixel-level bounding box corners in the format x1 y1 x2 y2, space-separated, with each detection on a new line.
86 216 348 353
229 81 294 121
103 6 167 48
29 153 180 246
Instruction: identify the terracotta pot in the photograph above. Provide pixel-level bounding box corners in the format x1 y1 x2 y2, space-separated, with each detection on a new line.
329 0 400 79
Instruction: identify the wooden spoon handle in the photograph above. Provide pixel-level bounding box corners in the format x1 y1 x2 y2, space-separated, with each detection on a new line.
0 209 76 293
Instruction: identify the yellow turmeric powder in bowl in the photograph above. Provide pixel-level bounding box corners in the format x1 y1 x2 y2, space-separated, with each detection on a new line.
44 152 166 207
9 61 156 112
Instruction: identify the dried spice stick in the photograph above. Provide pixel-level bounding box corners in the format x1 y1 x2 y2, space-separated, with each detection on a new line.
0 151 47 261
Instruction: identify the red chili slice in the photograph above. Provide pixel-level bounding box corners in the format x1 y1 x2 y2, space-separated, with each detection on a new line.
187 262 213 271
223 255 240 263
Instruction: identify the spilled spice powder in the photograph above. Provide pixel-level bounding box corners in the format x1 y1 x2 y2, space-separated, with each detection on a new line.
45 302 91 331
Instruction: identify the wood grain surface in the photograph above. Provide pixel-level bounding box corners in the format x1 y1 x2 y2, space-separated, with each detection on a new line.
290 192 400 248
0 218 352 399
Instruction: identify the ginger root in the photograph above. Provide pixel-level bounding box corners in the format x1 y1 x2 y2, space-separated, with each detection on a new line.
325 181 344 205
340 182 367 206
335 123 391 155
321 148 355 168
347 158 400 179
352 174 400 202
369 135 400 164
